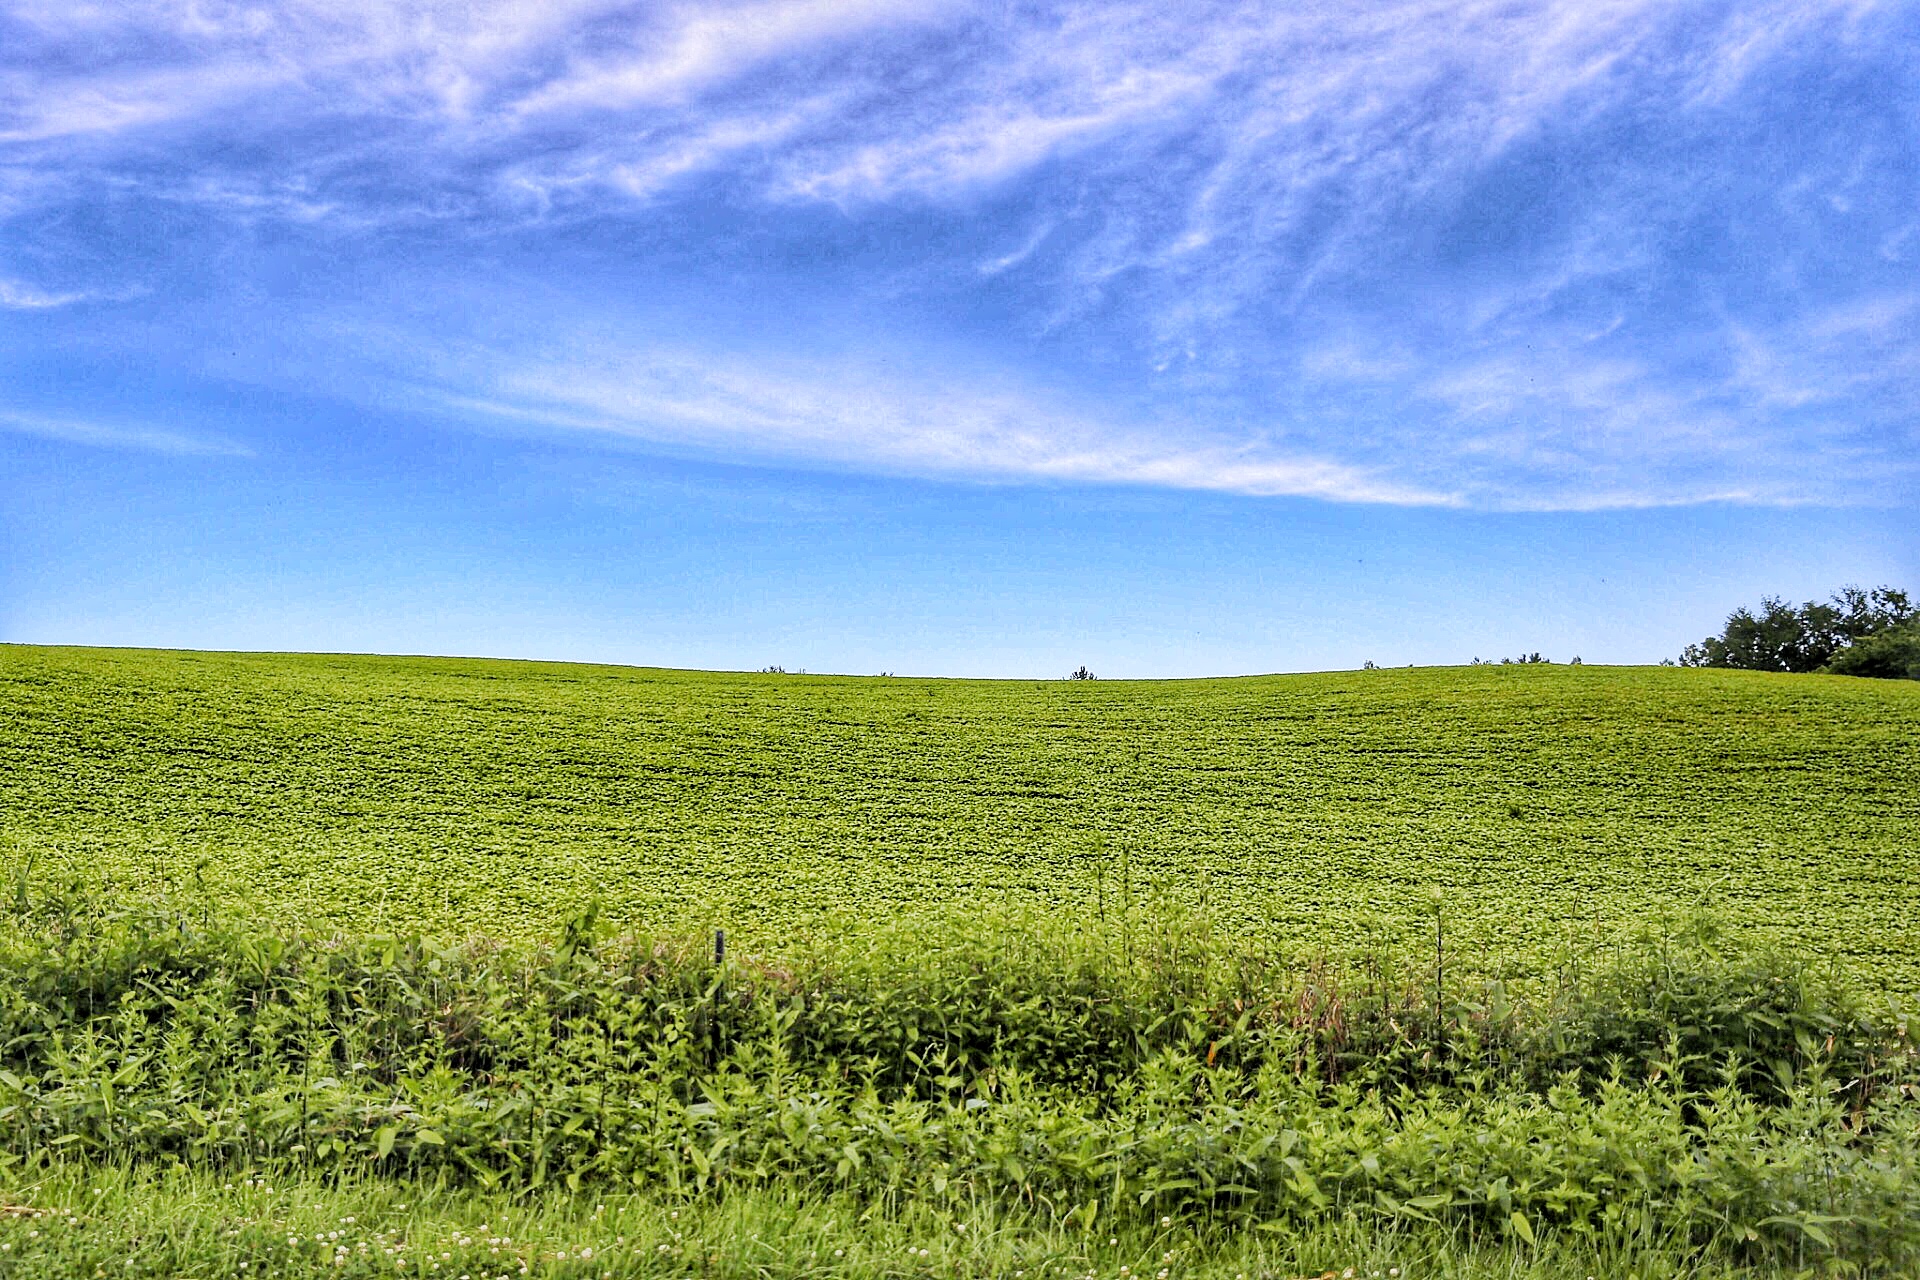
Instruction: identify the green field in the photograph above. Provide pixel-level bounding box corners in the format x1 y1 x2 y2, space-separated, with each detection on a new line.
3 643 1917 984
6 643 1920 1276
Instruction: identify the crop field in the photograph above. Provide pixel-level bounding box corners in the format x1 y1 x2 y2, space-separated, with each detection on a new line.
6 642 1920 1277
3 643 1917 986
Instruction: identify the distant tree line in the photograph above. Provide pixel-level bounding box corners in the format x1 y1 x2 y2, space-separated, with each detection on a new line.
1677 585 1918 679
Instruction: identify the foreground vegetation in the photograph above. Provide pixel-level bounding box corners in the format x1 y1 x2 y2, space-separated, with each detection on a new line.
1 892 1917 1275
4 646 1918 989
0 1165 1866 1280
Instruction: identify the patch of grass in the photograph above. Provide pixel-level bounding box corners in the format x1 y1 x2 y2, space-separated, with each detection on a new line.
0 1164 1792 1280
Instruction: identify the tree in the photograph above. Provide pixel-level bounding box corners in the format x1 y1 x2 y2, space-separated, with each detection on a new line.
1823 618 1920 680
1678 585 1915 675
1829 585 1915 644
1679 596 1825 672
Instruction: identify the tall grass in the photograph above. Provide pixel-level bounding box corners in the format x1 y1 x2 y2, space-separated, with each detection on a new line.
1 887 1916 1273
0 1162 1829 1279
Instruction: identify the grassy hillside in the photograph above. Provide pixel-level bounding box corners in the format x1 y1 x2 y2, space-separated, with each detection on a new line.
4 644 1916 984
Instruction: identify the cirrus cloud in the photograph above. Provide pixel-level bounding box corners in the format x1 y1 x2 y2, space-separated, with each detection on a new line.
1 0 1916 510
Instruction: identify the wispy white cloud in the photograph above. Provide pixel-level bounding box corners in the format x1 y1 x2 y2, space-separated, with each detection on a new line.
415 341 1450 505
1406 336 1916 510
977 219 1057 276
0 61 279 143
410 324 1914 511
1810 292 1920 339
772 8 1235 202
2 0 1915 510
0 278 91 308
0 0 1818 204
0 408 252 456
508 0 937 118
0 0 1892 252
510 96 839 205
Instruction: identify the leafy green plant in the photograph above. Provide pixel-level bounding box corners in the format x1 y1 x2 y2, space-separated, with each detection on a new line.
1 891 1916 1273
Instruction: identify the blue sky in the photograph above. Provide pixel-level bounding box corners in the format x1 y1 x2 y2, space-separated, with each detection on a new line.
2 0 1916 676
